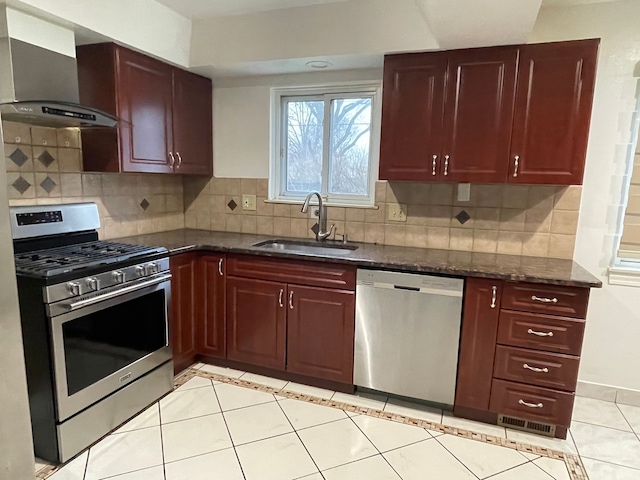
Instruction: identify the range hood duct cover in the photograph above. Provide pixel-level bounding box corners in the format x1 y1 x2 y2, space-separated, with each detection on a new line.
0 38 118 128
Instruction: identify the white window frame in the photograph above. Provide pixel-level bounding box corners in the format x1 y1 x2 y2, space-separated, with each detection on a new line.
270 82 381 207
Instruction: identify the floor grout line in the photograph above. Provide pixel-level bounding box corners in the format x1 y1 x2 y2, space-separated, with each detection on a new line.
579 455 640 471
157 403 168 480
432 435 482 480
527 458 560 480
274 396 324 479
346 415 404 479
211 381 247 480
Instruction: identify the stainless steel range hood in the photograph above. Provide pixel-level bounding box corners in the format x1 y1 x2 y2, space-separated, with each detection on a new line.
0 35 117 128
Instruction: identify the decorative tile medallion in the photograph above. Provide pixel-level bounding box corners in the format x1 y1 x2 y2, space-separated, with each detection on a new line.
8 147 28 167
140 198 150 211
455 210 471 225
37 150 55 168
40 176 57 194
311 223 320 235
227 199 238 211
12 176 31 194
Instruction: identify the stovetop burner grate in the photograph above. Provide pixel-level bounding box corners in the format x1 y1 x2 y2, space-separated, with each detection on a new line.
14 241 167 278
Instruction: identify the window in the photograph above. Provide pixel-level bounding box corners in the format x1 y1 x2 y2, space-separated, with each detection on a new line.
271 84 380 206
610 97 640 285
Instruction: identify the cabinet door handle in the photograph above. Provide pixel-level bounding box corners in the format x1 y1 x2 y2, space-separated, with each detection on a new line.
527 328 554 337
518 399 544 409
444 155 450 176
218 258 223 276
432 155 438 176
523 363 549 373
490 286 497 309
176 152 183 169
531 295 558 304
513 155 519 177
278 289 284 308
169 152 175 168
289 291 294 310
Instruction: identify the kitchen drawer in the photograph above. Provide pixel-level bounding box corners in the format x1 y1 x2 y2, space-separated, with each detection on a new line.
501 283 589 318
493 346 580 392
489 379 575 427
498 310 585 355
227 255 356 291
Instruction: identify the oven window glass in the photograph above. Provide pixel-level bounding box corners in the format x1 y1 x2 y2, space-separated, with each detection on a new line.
62 289 167 396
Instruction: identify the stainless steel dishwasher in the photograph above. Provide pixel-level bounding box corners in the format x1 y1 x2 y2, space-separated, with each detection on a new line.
354 269 464 407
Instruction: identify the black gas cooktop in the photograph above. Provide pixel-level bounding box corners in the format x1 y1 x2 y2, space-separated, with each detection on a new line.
14 240 167 278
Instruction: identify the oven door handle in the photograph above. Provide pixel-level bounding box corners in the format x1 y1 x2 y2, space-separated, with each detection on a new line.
61 274 172 311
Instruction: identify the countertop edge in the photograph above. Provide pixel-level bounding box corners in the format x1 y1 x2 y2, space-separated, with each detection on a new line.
159 242 603 289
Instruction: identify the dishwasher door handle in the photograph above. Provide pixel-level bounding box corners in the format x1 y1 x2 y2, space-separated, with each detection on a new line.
393 285 420 292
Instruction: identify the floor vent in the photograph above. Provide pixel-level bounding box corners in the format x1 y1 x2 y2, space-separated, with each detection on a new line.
498 414 556 437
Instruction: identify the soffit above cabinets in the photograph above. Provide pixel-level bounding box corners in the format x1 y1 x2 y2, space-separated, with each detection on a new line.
154 0 351 19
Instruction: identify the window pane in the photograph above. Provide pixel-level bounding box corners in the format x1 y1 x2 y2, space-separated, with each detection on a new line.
285 100 324 193
328 97 372 196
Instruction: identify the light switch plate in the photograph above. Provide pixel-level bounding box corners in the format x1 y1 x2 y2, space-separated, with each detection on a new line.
457 183 471 202
242 194 257 211
387 204 407 222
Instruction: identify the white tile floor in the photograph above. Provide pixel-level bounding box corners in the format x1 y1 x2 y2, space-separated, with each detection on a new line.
38 364 640 480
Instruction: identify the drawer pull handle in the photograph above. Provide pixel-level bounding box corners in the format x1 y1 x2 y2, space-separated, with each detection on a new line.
519 399 544 409
528 328 554 337
432 155 438 176
279 289 284 308
531 295 558 304
289 291 294 310
218 258 224 276
490 286 497 309
523 363 549 373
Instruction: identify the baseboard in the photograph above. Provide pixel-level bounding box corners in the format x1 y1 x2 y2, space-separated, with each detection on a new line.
576 380 640 406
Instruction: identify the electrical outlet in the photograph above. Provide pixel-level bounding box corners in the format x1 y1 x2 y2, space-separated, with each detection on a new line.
387 204 407 222
242 194 256 211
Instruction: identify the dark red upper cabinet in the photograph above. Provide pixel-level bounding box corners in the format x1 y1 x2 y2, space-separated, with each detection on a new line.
379 53 447 181
77 43 213 176
441 47 517 183
117 47 174 174
509 39 599 185
172 68 213 176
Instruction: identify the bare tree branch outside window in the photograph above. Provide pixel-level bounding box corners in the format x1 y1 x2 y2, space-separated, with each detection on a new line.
284 96 372 197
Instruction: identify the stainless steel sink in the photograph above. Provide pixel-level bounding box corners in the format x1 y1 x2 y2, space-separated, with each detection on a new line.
252 239 358 256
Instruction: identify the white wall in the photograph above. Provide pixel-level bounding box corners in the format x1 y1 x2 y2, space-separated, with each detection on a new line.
0 122 34 480
532 0 640 392
191 0 437 71
7 0 191 66
213 69 382 178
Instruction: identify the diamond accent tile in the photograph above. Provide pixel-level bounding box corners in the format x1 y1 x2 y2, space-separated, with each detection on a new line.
227 199 238 211
40 176 57 194
37 150 55 168
12 176 31 194
8 148 28 167
455 210 471 225
311 223 320 235
140 199 150 211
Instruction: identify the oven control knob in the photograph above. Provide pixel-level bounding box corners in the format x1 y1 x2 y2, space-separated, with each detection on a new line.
85 277 100 291
112 270 125 284
67 282 81 296
144 263 159 275
135 265 145 277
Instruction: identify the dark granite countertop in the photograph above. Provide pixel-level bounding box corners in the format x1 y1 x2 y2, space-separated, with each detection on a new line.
115 229 602 288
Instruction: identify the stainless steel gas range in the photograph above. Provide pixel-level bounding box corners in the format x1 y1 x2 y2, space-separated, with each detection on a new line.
11 202 174 464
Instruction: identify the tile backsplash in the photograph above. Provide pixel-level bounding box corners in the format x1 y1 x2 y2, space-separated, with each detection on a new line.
3 119 581 259
183 177 581 259
3 121 184 239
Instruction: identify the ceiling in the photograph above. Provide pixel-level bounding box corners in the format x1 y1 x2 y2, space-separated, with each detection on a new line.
154 0 350 19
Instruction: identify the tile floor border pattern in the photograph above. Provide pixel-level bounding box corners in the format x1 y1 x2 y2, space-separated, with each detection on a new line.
35 366 586 480
183 368 587 480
